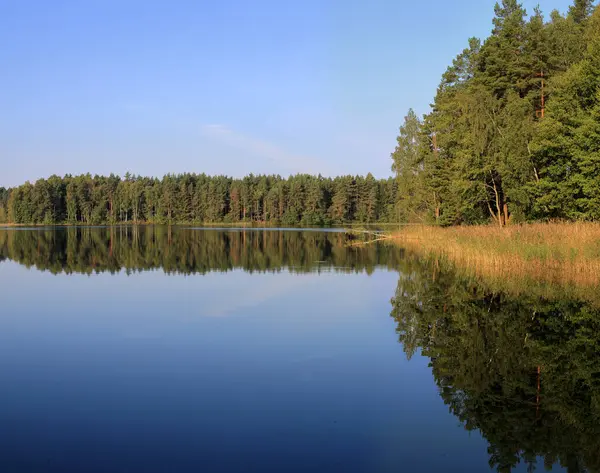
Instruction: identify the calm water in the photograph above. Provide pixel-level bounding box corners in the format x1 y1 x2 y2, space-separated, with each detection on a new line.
0 227 598 473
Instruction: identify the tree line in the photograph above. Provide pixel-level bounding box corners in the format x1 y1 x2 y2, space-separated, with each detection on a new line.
392 0 600 225
0 173 397 226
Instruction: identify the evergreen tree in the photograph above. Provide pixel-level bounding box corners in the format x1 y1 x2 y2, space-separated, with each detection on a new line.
569 0 595 23
531 7 600 219
391 109 425 222
0 187 8 224
390 0 600 225
1 173 401 225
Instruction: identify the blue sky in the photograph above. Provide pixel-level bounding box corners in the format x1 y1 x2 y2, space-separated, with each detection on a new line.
0 0 576 187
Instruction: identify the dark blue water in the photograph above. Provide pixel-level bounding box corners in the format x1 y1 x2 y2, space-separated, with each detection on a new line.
0 227 590 472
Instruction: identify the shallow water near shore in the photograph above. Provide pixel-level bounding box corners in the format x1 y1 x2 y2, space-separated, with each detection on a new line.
0 226 597 473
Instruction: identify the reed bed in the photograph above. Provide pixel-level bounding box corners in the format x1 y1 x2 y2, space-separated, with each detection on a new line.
391 222 600 302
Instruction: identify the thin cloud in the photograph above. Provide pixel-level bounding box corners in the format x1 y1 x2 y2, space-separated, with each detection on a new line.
201 124 330 175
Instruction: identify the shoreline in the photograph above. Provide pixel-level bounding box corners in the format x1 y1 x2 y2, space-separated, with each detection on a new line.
0 222 401 230
387 222 600 302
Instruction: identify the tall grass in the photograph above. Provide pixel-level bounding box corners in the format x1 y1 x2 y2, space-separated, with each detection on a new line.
391 222 600 302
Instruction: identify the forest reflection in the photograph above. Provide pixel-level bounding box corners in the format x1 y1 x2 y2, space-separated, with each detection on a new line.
391 255 600 473
1 227 599 472
0 226 403 275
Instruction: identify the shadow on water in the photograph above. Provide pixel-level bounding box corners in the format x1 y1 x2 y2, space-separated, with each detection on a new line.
1 226 599 472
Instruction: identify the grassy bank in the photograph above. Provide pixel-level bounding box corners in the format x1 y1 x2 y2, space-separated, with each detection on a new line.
390 222 600 302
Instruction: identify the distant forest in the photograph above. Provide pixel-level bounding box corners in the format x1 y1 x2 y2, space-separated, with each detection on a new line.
0 174 397 226
1 0 599 227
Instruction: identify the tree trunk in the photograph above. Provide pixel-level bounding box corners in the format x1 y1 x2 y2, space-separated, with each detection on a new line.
491 178 503 227
433 192 440 223
536 365 541 419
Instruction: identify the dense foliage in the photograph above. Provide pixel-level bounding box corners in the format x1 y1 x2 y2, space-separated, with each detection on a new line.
392 0 600 225
0 187 8 224
0 174 397 226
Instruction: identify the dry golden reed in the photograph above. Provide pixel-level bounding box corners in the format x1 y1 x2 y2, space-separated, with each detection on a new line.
390 222 600 302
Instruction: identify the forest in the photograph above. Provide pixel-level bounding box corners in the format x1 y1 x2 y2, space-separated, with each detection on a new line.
392 0 600 225
1 0 599 227
0 174 397 226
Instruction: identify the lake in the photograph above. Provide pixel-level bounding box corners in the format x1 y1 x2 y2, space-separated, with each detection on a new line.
0 226 597 473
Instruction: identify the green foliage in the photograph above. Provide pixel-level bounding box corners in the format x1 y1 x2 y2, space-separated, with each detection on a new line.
391 109 428 222
392 1 600 225
4 173 399 226
569 0 596 23
0 187 8 223
531 7 600 220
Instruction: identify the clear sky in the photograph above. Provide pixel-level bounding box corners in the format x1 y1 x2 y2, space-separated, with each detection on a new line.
0 0 576 187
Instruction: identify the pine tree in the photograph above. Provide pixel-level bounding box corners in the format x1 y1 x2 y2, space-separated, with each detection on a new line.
569 0 595 24
531 7 600 219
477 0 528 99
391 109 425 222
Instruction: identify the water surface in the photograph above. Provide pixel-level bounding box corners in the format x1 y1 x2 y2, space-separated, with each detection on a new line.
0 227 598 472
